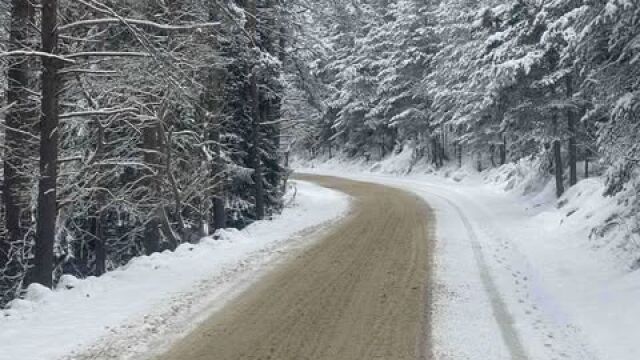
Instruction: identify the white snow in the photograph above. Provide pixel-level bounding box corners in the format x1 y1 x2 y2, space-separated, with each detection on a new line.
297 152 640 360
0 180 350 360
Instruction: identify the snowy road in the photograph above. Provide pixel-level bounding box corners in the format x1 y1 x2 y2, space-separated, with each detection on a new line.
4 168 630 360
156 175 434 360
299 169 603 360
0 181 350 360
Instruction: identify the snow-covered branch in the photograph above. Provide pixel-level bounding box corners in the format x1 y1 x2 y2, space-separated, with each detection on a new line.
59 18 221 32
0 50 76 64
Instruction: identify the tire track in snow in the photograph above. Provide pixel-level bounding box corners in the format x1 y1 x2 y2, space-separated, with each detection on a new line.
357 175 599 360
427 191 529 360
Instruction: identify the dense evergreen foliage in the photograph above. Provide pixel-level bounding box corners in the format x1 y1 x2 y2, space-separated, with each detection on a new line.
0 0 291 306
2 0 639 308
292 0 640 218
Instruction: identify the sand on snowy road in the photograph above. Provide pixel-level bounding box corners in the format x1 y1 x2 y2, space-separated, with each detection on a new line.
156 175 435 360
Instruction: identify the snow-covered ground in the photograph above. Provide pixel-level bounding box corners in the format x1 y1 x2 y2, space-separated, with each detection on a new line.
298 152 640 360
0 180 350 360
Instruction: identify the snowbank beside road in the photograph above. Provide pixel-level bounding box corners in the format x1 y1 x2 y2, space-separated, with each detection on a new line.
298 156 640 360
299 151 639 268
0 180 350 360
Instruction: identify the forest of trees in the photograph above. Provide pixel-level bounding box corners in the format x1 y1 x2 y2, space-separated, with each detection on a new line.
0 0 313 306
2 0 639 307
291 0 640 226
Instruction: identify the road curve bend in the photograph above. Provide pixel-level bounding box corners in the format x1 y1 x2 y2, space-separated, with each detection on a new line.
156 174 435 360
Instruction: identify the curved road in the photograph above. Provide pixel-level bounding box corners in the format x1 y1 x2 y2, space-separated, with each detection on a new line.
156 175 435 360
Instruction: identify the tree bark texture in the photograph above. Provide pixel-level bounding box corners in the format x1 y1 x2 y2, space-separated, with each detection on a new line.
567 75 577 186
554 139 565 197
33 0 61 288
1 0 36 301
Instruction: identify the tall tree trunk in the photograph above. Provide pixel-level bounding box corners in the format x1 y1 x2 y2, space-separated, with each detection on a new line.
246 0 265 220
2 0 35 302
431 137 438 167
438 136 445 166
500 136 507 165
249 75 265 220
211 113 226 230
4 0 33 247
160 126 183 249
584 148 590 178
2 2 31 256
252 93 267 220
566 75 577 186
142 124 161 255
212 118 226 230
490 144 496 167
553 139 565 197
440 132 447 163
33 0 61 288
204 6 226 232
90 204 105 276
251 117 265 220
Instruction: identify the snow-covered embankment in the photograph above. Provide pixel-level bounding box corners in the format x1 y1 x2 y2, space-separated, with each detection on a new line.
0 180 350 360
298 154 640 360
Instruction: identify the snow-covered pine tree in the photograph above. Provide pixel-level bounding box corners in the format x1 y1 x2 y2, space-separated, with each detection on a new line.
0 0 289 306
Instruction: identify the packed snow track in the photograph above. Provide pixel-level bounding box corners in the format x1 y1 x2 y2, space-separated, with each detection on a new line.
156 174 435 360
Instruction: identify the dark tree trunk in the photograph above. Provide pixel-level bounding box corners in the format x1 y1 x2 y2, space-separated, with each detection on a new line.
33 0 61 288
4 0 34 246
438 137 445 167
457 142 462 168
159 206 179 251
81 81 107 276
205 0 226 232
90 206 106 276
212 121 226 230
142 124 161 255
584 157 589 179
213 195 226 231
1 0 36 303
566 75 577 186
584 147 591 178
144 216 161 255
500 136 507 165
490 144 496 167
431 137 438 167
553 139 565 197
160 127 183 249
246 0 265 220
211 117 226 230
252 134 265 220
440 132 447 164
254 95 267 220
248 76 265 220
